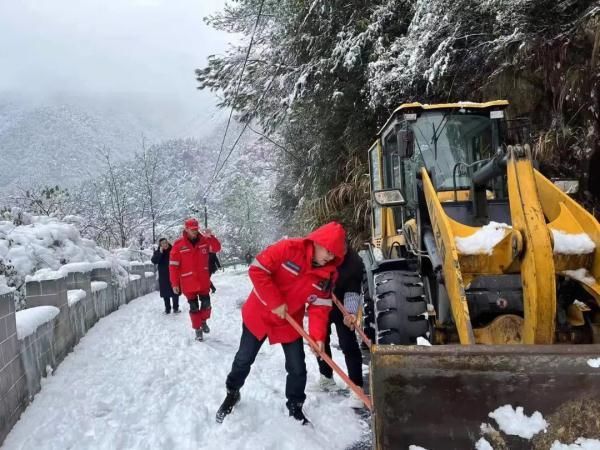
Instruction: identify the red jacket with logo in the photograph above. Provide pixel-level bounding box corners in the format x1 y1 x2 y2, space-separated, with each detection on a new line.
169 232 222 297
242 222 346 345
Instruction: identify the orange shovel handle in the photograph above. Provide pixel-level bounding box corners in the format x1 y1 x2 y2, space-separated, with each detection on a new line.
285 313 372 411
331 294 373 348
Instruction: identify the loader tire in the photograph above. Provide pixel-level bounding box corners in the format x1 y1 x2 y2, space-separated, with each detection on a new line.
362 272 376 345
374 270 428 345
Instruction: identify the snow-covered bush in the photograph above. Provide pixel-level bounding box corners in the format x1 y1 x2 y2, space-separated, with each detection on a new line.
0 215 134 308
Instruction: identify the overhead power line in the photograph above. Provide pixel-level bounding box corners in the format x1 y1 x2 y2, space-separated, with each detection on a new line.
206 0 266 196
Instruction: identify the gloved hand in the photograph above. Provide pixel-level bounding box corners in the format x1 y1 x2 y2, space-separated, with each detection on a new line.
343 314 356 330
271 303 287 319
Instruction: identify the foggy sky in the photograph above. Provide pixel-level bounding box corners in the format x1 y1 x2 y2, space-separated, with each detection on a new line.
0 0 231 136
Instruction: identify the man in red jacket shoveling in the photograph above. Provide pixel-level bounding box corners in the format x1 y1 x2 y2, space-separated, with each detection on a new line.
169 218 222 341
216 222 346 425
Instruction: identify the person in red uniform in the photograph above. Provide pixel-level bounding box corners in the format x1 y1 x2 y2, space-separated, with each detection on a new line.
216 222 346 425
169 218 221 341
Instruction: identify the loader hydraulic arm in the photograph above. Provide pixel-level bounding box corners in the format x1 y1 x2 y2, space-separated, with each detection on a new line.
506 156 556 343
471 154 507 221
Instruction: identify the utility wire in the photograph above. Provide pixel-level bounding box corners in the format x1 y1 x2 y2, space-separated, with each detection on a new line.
204 0 320 198
207 0 266 192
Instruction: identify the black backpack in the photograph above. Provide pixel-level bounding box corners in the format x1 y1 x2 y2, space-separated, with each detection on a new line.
209 253 221 275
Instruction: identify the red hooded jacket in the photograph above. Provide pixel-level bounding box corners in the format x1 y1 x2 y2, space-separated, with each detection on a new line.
169 232 222 297
242 222 346 344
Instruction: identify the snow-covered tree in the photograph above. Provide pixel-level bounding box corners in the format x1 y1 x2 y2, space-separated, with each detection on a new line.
4 185 73 217
61 130 283 258
198 0 600 237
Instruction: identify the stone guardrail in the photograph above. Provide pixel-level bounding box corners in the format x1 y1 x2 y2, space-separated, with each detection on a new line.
0 262 156 444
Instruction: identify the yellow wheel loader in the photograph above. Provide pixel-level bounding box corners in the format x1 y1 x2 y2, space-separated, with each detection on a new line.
360 100 600 449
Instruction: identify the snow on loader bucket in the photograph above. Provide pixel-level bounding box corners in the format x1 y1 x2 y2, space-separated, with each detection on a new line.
370 344 600 450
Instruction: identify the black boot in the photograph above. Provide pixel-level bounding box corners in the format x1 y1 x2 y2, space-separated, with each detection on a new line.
287 401 310 425
202 321 210 333
195 328 204 341
216 389 241 423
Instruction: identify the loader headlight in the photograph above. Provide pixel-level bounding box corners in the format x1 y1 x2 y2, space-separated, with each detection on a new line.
373 189 406 207
552 179 579 195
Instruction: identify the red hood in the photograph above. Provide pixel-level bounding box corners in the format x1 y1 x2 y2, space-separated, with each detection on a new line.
305 222 346 265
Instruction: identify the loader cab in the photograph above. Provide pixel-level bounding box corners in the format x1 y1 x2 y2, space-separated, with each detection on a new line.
372 101 513 242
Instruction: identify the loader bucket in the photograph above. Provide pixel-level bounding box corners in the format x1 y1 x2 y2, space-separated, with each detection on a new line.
371 344 600 450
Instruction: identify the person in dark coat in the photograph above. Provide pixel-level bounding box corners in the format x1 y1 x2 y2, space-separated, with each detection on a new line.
209 252 221 293
151 238 180 314
316 246 365 408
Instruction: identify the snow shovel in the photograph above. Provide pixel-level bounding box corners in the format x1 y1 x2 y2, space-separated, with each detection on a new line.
285 313 372 411
331 294 372 348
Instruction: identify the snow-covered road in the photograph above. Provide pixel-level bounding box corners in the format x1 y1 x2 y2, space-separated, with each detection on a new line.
3 270 368 450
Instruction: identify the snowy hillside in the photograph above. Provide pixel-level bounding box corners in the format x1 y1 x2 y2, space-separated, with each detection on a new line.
0 96 283 258
0 95 186 191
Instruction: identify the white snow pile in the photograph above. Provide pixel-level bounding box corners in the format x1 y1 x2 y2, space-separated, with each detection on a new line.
0 214 134 293
488 405 548 439
475 437 494 450
130 261 149 267
0 215 107 276
91 281 108 293
588 358 600 368
60 262 94 273
409 446 429 450
455 222 511 255
25 261 114 282
552 229 596 255
550 438 600 450
562 269 596 286
15 306 60 339
25 268 67 282
416 337 432 346
67 289 87 307
129 274 141 281
0 275 15 295
144 272 155 278
112 247 152 264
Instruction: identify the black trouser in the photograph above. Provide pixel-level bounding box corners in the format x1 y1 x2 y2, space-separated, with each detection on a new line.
188 295 211 312
162 295 179 312
226 325 307 405
318 305 364 387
